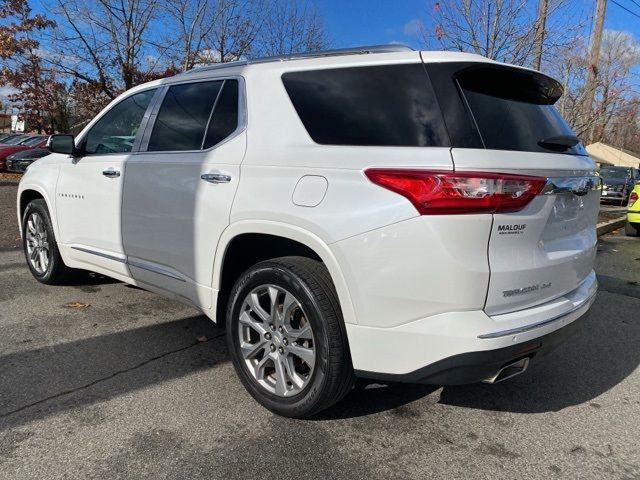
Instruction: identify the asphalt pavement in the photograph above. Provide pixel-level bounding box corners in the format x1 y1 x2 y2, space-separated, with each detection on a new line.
1 182 639 479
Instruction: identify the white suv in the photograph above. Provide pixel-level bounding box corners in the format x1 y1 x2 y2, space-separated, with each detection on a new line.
17 45 599 417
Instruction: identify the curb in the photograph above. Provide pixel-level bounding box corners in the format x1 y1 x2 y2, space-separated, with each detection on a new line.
596 217 626 236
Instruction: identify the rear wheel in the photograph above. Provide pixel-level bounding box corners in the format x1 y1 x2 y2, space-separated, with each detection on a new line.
625 221 640 237
226 256 354 418
22 199 75 284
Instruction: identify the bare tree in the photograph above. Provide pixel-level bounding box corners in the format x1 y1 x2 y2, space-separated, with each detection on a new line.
203 0 265 63
160 0 216 71
46 0 164 98
423 0 587 67
258 0 329 57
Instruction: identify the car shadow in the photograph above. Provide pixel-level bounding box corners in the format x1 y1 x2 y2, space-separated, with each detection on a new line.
1 283 637 429
0 314 225 431
321 284 640 419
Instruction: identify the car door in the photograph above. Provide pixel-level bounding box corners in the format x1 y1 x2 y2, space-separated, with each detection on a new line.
56 88 159 277
121 77 246 308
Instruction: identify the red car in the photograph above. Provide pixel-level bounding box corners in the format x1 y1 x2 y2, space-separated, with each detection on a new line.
0 135 48 172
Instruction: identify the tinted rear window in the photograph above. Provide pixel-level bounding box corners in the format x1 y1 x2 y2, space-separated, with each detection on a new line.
282 64 448 147
600 167 632 179
457 66 585 155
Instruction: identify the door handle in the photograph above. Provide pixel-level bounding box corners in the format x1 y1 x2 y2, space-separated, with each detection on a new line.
201 172 231 184
102 169 120 178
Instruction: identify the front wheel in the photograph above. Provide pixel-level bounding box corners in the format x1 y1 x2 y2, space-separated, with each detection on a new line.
226 256 354 418
22 199 75 284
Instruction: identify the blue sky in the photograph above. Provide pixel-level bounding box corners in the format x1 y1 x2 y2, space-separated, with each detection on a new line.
315 0 640 49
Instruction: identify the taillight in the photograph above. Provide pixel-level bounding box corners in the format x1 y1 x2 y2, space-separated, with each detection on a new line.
364 169 547 215
630 191 638 207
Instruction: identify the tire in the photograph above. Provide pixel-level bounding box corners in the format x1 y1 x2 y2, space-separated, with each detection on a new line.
226 256 354 418
22 199 75 284
625 220 640 237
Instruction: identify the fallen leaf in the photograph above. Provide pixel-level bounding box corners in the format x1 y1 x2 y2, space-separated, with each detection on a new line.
196 335 207 343
64 301 90 309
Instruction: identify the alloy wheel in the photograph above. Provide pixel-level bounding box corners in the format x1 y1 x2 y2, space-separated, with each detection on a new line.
25 212 50 274
237 284 316 397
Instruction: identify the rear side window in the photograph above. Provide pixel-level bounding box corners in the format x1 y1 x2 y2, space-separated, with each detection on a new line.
148 81 222 151
203 80 239 149
282 64 448 147
457 65 586 155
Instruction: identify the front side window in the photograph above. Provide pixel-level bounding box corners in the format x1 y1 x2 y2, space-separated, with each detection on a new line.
281 64 448 147
84 89 156 155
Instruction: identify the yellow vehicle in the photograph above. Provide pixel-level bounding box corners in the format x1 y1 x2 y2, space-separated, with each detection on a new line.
626 183 640 236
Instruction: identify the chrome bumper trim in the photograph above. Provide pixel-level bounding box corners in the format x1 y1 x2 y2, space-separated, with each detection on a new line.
478 289 597 339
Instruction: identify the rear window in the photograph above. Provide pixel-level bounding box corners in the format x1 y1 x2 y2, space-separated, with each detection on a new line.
600 167 632 180
456 65 585 155
148 81 222 151
147 79 240 152
281 64 448 147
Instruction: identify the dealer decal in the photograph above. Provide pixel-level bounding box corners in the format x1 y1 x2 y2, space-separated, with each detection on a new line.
497 223 527 235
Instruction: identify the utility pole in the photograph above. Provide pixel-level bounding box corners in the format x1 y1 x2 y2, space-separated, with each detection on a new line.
532 0 549 71
581 0 607 140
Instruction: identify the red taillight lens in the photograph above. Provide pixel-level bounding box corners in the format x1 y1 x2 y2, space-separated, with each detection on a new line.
630 191 638 207
365 169 547 215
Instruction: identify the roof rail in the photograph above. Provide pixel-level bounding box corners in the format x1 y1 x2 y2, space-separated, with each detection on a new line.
249 44 414 64
182 44 413 75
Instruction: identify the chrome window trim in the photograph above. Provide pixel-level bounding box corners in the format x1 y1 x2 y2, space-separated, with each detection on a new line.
137 75 246 155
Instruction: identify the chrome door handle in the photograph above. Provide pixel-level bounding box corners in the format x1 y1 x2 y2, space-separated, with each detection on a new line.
102 169 120 178
201 172 231 184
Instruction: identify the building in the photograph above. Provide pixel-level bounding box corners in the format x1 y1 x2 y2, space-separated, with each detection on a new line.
586 142 640 168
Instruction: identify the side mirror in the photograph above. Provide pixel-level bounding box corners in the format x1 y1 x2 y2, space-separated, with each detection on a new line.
47 134 77 155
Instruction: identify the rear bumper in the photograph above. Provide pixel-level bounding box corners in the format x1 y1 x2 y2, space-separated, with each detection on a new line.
628 211 640 224
355 310 586 384
600 192 627 203
349 271 597 383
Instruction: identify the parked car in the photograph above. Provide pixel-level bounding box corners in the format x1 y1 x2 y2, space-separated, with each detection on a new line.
0 133 18 142
0 136 47 171
1 134 31 145
599 166 639 205
18 45 599 417
5 148 50 172
626 183 640 236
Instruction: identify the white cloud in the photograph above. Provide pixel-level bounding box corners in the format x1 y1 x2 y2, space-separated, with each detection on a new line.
0 86 18 99
403 18 423 36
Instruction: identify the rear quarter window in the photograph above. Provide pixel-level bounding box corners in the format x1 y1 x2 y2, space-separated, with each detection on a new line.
281 64 448 147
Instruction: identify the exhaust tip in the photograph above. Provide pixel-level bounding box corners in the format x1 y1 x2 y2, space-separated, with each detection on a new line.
482 357 530 384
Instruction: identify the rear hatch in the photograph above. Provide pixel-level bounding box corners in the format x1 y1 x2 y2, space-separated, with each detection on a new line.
425 60 599 315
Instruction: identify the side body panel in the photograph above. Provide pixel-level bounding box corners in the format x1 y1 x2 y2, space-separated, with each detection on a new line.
122 133 246 308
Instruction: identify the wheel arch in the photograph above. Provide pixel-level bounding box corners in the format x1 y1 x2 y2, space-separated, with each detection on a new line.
213 221 357 326
17 185 57 238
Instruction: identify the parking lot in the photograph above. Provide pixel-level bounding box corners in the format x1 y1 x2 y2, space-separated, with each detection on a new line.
1 180 639 479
